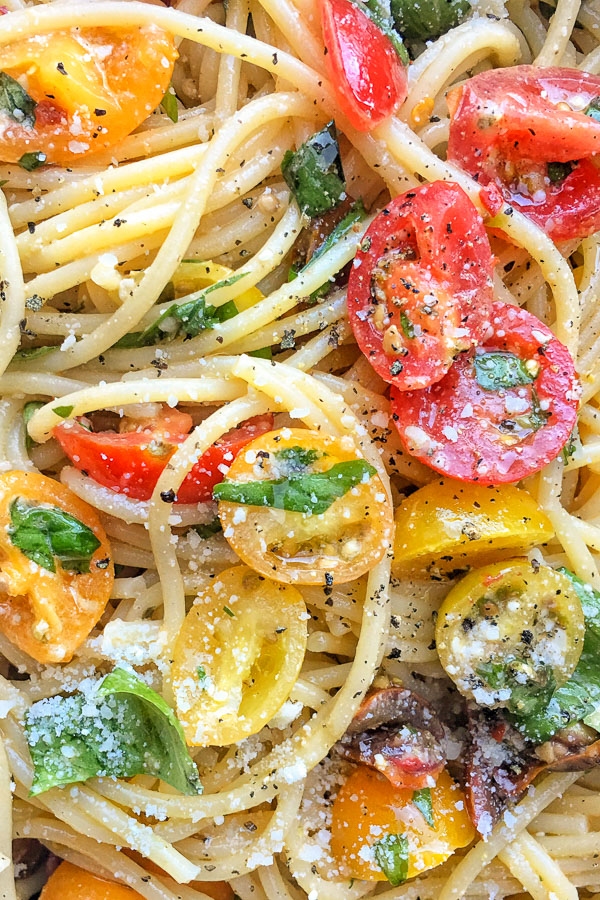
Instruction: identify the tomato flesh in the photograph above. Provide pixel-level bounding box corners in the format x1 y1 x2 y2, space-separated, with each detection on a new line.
448 66 600 241
319 0 407 132
391 302 579 483
41 863 140 900
0 26 177 164
55 408 274 504
348 182 494 390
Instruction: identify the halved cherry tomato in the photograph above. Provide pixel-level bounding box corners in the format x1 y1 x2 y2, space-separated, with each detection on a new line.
348 183 494 390
0 25 177 164
216 428 392 585
331 766 474 883
391 301 579 483
169 565 307 746
55 407 274 504
0 471 113 663
41 862 141 900
436 560 585 711
393 480 554 577
319 0 407 132
448 66 600 241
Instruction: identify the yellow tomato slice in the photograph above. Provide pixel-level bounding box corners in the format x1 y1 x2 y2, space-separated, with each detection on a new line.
0 26 177 164
393 480 554 577
0 471 113 663
331 766 474 882
40 863 140 900
217 428 392 585
436 560 584 709
169 565 307 746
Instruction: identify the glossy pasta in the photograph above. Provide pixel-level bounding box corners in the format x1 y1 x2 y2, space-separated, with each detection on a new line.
2 1 600 899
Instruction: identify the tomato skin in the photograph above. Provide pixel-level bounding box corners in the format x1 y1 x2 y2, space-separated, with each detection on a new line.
391 302 579 484
55 410 274 504
448 66 600 241
0 471 113 663
319 0 407 131
348 182 494 390
41 862 141 900
0 26 177 165
331 766 474 882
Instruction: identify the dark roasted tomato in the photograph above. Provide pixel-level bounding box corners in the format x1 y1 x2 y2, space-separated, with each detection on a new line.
448 66 600 241
348 182 494 390
55 406 274 504
391 302 579 484
319 0 407 132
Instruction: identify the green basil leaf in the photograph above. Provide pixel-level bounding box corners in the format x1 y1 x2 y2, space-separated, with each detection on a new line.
24 667 202 796
373 834 409 886
249 346 272 359
399 311 415 339
114 273 245 349
563 427 579 465
13 345 56 362
213 459 376 515
473 351 537 392
53 405 74 418
9 497 101 575
412 788 434 828
350 0 409 63
477 658 556 719
585 96 600 123
191 518 223 539
160 84 179 123
275 445 321 473
18 151 47 172
391 0 470 40
196 665 210 689
513 570 600 742
23 401 44 452
548 161 574 184
282 122 346 218
0 72 36 128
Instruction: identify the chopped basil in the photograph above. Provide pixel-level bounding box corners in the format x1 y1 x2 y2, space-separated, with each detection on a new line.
0 72 36 128
160 84 179 123
53 404 74 418
196 665 210 689
585 96 600 123
281 122 346 218
391 0 470 40
412 788 434 827
24 667 202 796
548 161 573 184
13 346 55 362
562 427 578 465
192 518 223 539
9 498 100 575
18 151 47 172
351 0 409 63
114 273 244 349
249 346 272 359
373 834 409 886
477 658 556 719
275 446 320 473
399 311 415 339
223 605 235 617
513 570 600 742
473 351 537 392
526 388 551 432
213 459 376 515
23 401 44 452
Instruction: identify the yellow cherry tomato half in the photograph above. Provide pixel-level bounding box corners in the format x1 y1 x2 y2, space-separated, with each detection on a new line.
170 565 307 746
393 480 554 578
217 429 392 585
331 766 474 883
435 560 584 710
0 25 177 164
0 471 113 663
40 863 141 900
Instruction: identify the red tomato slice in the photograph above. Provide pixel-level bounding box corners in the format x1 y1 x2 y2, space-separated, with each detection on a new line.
55 407 274 504
391 302 579 484
448 66 600 241
319 0 407 132
348 182 494 390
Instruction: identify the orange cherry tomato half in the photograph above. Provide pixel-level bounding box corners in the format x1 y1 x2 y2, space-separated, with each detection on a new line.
55 408 274 504
40 863 140 900
448 66 600 241
0 471 113 663
348 182 494 390
331 766 475 883
0 24 177 164
319 0 407 132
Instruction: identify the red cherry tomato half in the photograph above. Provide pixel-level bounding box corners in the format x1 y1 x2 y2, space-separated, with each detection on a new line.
348 182 494 391
55 407 274 504
319 0 407 132
391 302 579 484
448 66 600 242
